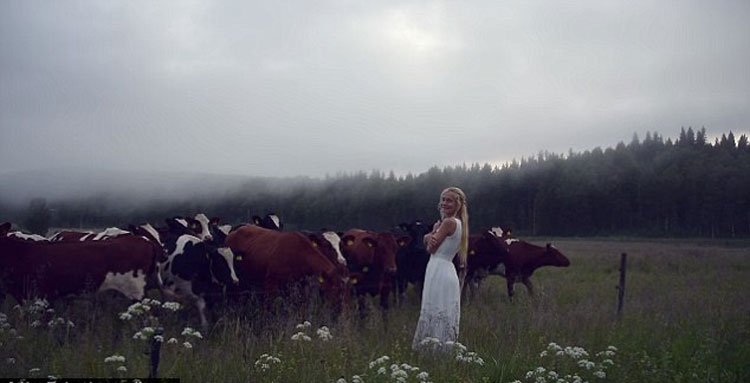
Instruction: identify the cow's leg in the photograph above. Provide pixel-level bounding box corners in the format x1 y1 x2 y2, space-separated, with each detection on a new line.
196 296 209 332
506 278 515 303
522 276 534 296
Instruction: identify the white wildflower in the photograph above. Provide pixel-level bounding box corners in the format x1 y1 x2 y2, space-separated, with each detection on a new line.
183 341 193 349
316 326 333 341
336 379 347 383
6 357 16 364
154 335 164 343
352 375 363 383
104 355 126 363
416 371 430 381
377 367 387 375
593 370 606 379
117 366 128 373
167 338 178 344
161 301 181 311
296 320 312 330
29 367 41 374
391 369 408 379
291 332 311 341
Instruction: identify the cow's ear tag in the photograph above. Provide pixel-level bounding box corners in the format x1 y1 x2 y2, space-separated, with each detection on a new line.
350 277 358 285
366 242 373 248
362 266 369 273
236 256 243 261
398 240 405 246
311 241 318 248
317 275 325 284
470 250 476 255
346 240 354 246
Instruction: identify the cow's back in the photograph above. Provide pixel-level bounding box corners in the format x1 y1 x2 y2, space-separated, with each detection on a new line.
0 234 158 303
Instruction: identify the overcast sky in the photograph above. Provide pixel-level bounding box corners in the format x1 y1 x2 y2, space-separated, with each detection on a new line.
1 0 748 179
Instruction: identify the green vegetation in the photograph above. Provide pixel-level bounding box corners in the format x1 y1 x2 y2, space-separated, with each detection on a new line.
1 239 748 382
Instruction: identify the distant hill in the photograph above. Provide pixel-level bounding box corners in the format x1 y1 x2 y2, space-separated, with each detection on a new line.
0 168 254 207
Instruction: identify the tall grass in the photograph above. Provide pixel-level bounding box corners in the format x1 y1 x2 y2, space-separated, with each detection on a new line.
0 239 748 382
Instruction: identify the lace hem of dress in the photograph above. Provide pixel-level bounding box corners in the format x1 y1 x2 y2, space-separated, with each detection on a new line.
411 312 459 353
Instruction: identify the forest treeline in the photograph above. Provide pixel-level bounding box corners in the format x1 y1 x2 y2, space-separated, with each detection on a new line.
4 127 750 238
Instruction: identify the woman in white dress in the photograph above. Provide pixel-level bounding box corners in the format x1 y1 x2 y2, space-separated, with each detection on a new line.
412 187 469 352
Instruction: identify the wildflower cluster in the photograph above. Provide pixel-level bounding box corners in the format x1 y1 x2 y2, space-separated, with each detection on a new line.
254 353 282 373
14 299 74 330
118 298 181 321
513 342 618 383
104 354 127 374
416 338 485 366
446 341 485 366
353 355 432 383
291 320 333 343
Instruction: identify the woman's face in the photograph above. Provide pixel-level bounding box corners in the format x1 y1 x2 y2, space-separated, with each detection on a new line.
439 191 460 218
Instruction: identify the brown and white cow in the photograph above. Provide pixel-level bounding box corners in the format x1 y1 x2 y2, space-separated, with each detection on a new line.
0 227 161 305
225 225 349 313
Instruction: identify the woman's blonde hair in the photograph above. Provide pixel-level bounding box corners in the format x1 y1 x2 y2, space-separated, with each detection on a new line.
442 186 469 266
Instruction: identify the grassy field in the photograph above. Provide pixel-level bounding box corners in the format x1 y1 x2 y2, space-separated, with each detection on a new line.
1 238 748 382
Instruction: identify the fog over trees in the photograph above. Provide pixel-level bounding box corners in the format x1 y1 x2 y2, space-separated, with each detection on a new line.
2 127 749 238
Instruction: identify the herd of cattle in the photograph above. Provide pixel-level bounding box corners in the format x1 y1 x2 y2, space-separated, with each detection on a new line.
0 214 570 328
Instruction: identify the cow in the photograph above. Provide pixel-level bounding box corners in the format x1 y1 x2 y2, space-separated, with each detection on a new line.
0 228 162 305
463 229 511 299
339 229 409 319
131 220 239 330
49 227 131 242
301 230 349 278
491 238 571 301
393 220 431 303
49 230 96 242
252 213 283 231
225 224 349 318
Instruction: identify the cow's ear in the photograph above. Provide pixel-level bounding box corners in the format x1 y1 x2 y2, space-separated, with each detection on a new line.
252 215 262 225
317 275 325 284
309 236 320 248
210 217 221 225
546 243 552 250
363 238 376 248
0 222 11 235
397 235 411 247
165 218 185 232
342 235 355 247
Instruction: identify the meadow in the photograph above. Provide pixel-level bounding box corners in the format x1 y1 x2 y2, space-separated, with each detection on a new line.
0 238 748 382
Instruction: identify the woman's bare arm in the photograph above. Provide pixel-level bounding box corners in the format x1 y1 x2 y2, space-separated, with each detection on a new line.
426 218 457 254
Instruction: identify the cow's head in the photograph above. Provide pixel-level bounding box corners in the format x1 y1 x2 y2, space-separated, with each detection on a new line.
204 221 240 285
376 232 408 276
192 213 214 241
341 230 378 271
252 213 283 231
0 222 11 236
545 243 571 267
398 220 430 251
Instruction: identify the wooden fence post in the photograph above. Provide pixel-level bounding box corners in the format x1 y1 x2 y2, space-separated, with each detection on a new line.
616 253 627 319
149 327 164 378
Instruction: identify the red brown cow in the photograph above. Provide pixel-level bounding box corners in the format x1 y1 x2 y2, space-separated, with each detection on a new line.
225 225 348 313
0 228 161 304
340 229 409 318
492 238 570 301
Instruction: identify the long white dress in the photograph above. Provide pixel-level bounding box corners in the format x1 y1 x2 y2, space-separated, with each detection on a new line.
412 217 461 352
